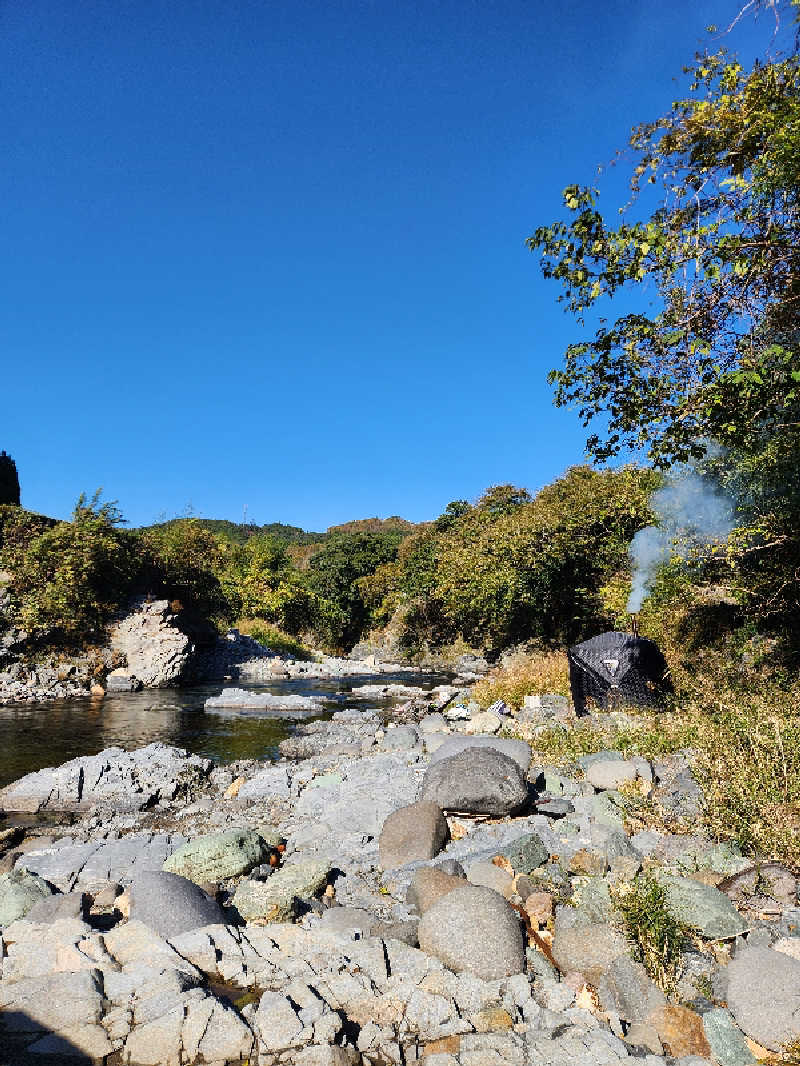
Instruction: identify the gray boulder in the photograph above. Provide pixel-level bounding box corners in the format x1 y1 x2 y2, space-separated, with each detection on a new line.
417 884 525 980
726 945 800 1051
551 922 630 982
378 801 449 870
503 832 549 874
129 870 226 938
420 747 529 816
163 828 268 883
596 956 667 1023
407 867 466 915
0 868 55 926
235 765 291 800
429 735 531 771
25 890 87 924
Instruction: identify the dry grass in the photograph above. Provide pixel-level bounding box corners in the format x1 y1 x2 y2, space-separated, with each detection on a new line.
505 668 800 870
473 648 571 709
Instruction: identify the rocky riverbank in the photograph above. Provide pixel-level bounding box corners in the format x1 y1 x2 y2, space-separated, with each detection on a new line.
0 597 461 704
1 695 798 1065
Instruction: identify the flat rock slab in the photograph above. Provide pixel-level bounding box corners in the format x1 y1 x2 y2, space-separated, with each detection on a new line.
129 870 226 938
417 884 525 980
237 765 291 800
726 945 800 1051
428 735 532 771
204 688 322 714
421 748 530 817
163 828 268 883
16 832 186 892
0 742 212 813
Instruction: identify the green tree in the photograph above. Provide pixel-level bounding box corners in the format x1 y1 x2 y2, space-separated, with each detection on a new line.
0 451 20 506
527 35 800 466
307 530 405 650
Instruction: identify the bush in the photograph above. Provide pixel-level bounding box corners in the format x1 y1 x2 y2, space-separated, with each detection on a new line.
3 494 137 644
236 619 314 660
0 451 20 506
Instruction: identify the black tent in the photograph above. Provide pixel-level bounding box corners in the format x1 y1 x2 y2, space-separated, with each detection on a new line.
568 631 670 716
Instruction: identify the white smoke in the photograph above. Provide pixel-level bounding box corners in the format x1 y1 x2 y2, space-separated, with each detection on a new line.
627 469 735 614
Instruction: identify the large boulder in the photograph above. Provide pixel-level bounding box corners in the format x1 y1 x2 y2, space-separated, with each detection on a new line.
551 922 630 983
726 946 800 1051
407 867 466 915
110 598 191 687
417 885 525 980
420 748 529 816
0 743 212 813
163 829 268 884
129 870 226 939
378 802 449 870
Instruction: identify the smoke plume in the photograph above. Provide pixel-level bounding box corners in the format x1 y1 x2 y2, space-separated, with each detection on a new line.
627 470 735 614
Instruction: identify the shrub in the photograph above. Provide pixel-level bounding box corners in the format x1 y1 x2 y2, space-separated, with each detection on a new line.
236 619 314 660
0 451 20 506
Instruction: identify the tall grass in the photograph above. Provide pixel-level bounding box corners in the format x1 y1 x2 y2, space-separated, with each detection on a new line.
473 648 571 708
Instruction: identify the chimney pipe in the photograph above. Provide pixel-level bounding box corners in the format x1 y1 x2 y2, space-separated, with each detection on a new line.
630 614 639 638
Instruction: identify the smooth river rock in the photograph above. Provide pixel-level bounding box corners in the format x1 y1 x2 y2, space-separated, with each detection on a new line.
129 870 226 939
0 868 55 926
428 735 532 771
378 801 449 870
726 945 800 1050
232 860 331 921
417 884 526 980
420 748 530 816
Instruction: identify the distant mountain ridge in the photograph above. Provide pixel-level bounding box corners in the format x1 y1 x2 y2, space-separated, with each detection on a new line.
137 515 417 546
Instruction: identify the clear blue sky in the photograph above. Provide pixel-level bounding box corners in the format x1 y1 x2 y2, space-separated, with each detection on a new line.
2 1 765 530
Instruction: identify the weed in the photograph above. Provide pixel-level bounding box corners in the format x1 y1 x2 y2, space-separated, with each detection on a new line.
614 873 687 992
474 648 571 709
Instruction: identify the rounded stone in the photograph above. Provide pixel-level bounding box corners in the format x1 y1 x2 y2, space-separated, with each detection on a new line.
233 860 331 922
163 828 269 884
418 884 525 980
420 748 529 816
407 867 466 915
551 922 630 982
0 868 55 926
129 870 226 939
378 801 449 871
726 945 800 1051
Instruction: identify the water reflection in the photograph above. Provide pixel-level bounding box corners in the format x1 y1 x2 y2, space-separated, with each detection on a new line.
0 674 446 789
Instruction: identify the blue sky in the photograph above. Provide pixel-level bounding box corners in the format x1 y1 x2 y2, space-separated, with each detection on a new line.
2 1 766 529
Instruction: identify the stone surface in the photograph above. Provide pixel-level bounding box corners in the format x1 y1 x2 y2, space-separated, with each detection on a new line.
586 759 638 790
237 764 291 800
407 867 466 915
428 735 531 771
417 885 526 980
502 832 549 874
465 861 513 898
0 742 211 813
420 748 529 816
596 956 667 1023
110 598 192 687
24 890 86 924
726 945 800 1051
702 1007 758 1066
129 870 226 938
233 860 331 921
551 923 630 982
645 1005 712 1059
379 802 449 871
0 868 55 925
163 828 268 883
658 872 748 939
205 688 322 714
17 831 185 892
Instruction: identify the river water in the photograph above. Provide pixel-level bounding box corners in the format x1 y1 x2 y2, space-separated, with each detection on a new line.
0 674 443 790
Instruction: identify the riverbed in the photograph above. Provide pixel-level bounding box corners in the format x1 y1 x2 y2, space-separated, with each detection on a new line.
0 673 445 788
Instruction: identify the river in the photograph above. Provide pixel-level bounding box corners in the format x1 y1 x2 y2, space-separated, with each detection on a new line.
0 674 445 789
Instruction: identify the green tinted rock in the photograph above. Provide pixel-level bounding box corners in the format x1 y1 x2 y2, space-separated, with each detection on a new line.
0 868 54 925
657 873 747 939
503 832 548 874
232 860 331 922
163 829 268 884
702 1007 757 1065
